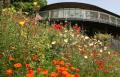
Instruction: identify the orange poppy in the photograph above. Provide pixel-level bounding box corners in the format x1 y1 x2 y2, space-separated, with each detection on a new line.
42 70 48 75
14 63 22 68
52 60 60 65
62 71 71 77
6 69 13 76
76 68 80 72
9 55 15 61
56 65 61 72
52 60 57 65
70 67 76 71
108 65 112 69
60 66 68 72
50 72 58 77
59 60 65 65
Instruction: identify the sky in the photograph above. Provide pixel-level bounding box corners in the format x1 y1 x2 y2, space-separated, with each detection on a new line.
48 0 120 15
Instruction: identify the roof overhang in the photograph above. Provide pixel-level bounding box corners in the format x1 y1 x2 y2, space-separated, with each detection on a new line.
40 2 120 18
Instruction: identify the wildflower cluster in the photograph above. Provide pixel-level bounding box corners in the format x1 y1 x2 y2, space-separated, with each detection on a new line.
0 14 120 77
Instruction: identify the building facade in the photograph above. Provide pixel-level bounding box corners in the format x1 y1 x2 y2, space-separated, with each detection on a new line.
40 2 120 49
40 2 120 37
40 2 120 27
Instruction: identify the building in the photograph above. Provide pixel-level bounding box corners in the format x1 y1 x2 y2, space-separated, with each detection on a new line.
40 2 120 36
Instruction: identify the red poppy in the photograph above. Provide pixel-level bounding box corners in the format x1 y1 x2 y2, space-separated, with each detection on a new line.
104 70 109 74
26 69 34 77
73 24 81 32
0 54 3 59
95 60 105 70
32 54 39 61
52 24 63 30
26 64 30 68
74 74 80 77
37 67 43 72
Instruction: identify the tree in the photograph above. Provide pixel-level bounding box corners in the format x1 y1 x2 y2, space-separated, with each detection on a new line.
0 0 47 15
0 0 3 15
3 0 11 7
11 0 47 13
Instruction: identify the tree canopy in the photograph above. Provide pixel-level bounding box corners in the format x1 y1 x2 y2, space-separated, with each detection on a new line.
2 0 47 14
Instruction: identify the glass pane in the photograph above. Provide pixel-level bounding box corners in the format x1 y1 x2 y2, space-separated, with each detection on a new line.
100 13 109 22
110 16 116 24
58 9 64 18
50 10 54 18
89 11 98 19
85 10 91 19
64 8 70 18
40 11 48 19
51 10 58 18
117 18 120 25
40 12 44 17
69 8 76 18
75 8 83 18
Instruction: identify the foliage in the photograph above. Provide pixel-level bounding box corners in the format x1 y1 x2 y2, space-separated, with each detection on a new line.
12 0 47 11
0 13 120 77
1 0 47 14
94 33 112 41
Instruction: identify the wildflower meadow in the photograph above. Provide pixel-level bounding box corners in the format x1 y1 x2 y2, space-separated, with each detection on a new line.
0 6 120 77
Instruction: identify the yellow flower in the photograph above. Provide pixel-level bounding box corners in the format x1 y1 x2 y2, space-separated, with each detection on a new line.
19 21 25 27
33 2 37 6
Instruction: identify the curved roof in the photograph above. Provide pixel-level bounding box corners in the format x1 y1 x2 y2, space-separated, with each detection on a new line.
40 2 120 18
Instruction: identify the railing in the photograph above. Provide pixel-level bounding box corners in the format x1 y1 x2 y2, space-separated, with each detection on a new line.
110 38 120 50
40 8 120 26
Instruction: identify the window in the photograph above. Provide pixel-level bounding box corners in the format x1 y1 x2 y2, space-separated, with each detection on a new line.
58 9 64 18
117 18 120 25
64 8 70 18
69 8 76 18
110 16 117 24
51 10 58 18
75 8 83 18
100 13 109 22
40 11 48 19
89 11 98 20
85 10 91 19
